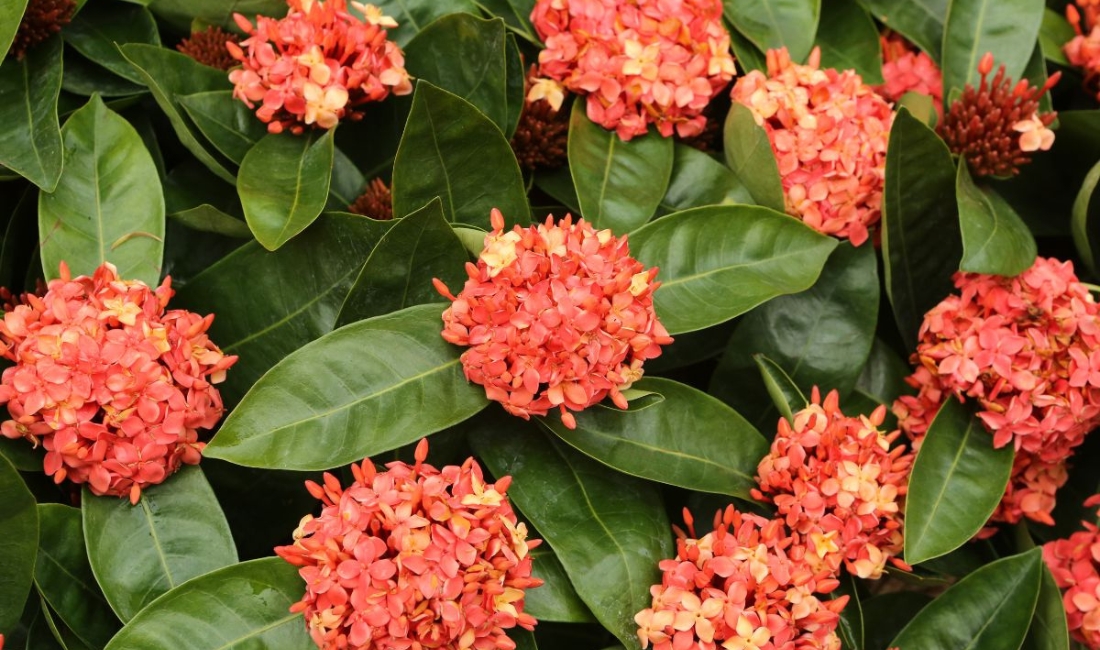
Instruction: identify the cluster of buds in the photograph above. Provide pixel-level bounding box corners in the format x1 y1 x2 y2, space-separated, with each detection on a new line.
7 0 73 59
435 209 672 430
1043 495 1100 649
347 177 393 220
511 68 570 171
875 32 944 119
276 440 541 650
530 0 736 141
1066 0 1100 101
228 0 412 134
177 26 240 71
729 47 894 247
0 263 236 503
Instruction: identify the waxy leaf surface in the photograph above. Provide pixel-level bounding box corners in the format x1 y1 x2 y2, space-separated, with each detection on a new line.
0 35 63 191
0 454 37 633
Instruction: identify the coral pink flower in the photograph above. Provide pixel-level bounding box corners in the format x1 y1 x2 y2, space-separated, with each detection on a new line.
893 257 1100 527
1043 494 1100 649
729 47 894 247
0 263 236 503
754 388 914 580
1066 1 1100 102
435 209 672 430
530 0 736 140
275 439 542 650
228 0 412 134
634 506 846 650
875 32 943 119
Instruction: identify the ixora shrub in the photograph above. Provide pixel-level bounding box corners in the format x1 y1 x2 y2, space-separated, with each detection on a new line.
9 0 1100 649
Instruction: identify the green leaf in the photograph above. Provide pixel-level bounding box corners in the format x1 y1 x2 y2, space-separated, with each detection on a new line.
816 0 883 84
543 377 769 498
34 504 120 649
898 90 937 128
525 546 596 623
568 101 674 233
889 548 1043 650
904 398 1014 564
362 0 481 46
856 338 911 407
0 454 37 633
471 419 673 650
1040 8 1073 66
239 130 335 251
336 198 468 327
503 33 525 138
474 0 537 42
147 0 285 31
834 573 864 650
38 94 164 285
62 49 147 98
62 2 159 85
206 303 488 470
103 557 309 650
858 0 947 62
629 205 838 335
754 354 807 422
724 0 821 62
956 161 1037 276
1072 159 1100 276
941 0 1043 100
534 166 580 214
0 435 43 471
729 26 767 73
178 90 268 165
722 102 784 213
881 108 961 349
863 592 934 650
81 466 238 623
0 0 29 60
392 81 530 230
658 144 753 215
37 597 92 650
163 161 251 238
1022 562 1070 650
0 35 63 191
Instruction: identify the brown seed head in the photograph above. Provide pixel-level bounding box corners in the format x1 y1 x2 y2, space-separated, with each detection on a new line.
8 0 73 59
177 26 241 71
348 178 393 220
511 67 569 171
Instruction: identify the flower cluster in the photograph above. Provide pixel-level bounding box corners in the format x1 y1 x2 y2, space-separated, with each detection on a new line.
347 177 393 220
511 67 570 171
227 0 412 134
530 0 736 141
893 257 1100 526
754 389 914 580
876 32 943 119
177 26 240 71
634 505 847 650
729 47 893 247
1043 495 1100 649
1066 0 1100 101
435 209 672 430
275 440 541 650
8 0 73 59
0 263 236 503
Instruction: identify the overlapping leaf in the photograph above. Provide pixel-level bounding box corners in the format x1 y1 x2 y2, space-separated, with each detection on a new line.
724 0 821 62
0 454 37 634
0 35 63 191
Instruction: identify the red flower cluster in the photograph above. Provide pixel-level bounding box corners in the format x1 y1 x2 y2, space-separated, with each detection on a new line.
228 0 412 134
0 263 235 503
875 32 943 119
729 48 893 246
1066 0 1100 101
894 257 1100 527
276 440 541 650
435 209 672 430
530 0 736 140
1044 495 1100 648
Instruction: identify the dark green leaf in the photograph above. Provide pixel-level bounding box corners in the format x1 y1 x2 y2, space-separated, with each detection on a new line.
503 33 525 138
834 573 864 650
755 354 807 422
0 454 37 633
178 90 268 165
855 338 911 406
898 90 937 128
724 0 821 62
0 436 43 471
525 547 596 623
729 26 767 73
534 166 580 214
642 320 736 374
1022 562 1070 650
61 48 147 98
816 0 883 84
147 0 285 31
163 161 250 238
475 0 537 42
941 0 1043 99
658 144 752 215
858 0 947 62
1040 8 1073 66
0 0 29 60
1072 159 1100 276
327 147 366 209
62 2 159 84
37 597 91 650
722 102 784 212
630 205 838 335
38 94 164 285
0 35 63 191
862 592 933 650
956 161 1037 276
512 629 538 650
363 0 481 46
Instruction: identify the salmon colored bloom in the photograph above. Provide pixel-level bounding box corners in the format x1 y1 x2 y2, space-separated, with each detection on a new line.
435 209 672 429
0 263 236 503
729 47 893 246
893 257 1100 527
635 506 846 650
227 0 412 134
275 439 542 650
875 32 943 119
530 0 736 140
1066 1 1100 101
1043 495 1100 649
754 388 914 580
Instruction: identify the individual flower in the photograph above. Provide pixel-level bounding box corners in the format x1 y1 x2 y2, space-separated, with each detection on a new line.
634 505 846 650
177 26 241 71
347 177 393 220
893 257 1100 526
729 47 894 247
275 439 542 650
875 32 944 119
8 0 73 59
1066 1 1100 101
754 388 914 580
938 52 1059 177
0 263 236 503
511 68 570 171
531 0 737 141
435 209 672 429
1043 494 1100 648
227 0 412 134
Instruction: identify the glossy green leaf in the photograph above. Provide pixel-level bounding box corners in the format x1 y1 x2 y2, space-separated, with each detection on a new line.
543 377 769 498
1022 563 1070 650
206 303 488 470
534 167 580 214
62 49 147 98
569 101 673 233
0 0 29 59
0 35 63 191
82 466 237 623
503 33 525 138
474 0 537 41
525 547 596 623
643 320 736 374
1072 159 1100 275
392 81 529 230
834 573 864 650
724 0 821 62
816 0 883 84
862 592 934 650
327 147 367 209
472 419 673 650
730 27 767 73
173 214 390 406
630 205 837 335
956 161 1037 276
163 161 250 238
62 2 159 84
239 130 334 251
755 355 807 423
898 90 937 128
722 102 784 212
178 91 268 165
0 454 37 633
336 198 468 327
363 0 481 46
881 108 961 349
0 436 43 472
36 597 91 650
941 0 1043 100
103 557 309 649
34 504 120 649
147 0 285 31
904 398 1014 564
38 95 164 285
890 548 1042 650
658 144 752 214
858 0 947 61
855 338 911 407
1040 8 1073 66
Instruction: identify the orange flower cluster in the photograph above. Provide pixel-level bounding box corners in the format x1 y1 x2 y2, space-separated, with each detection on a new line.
435 209 672 430
1066 0 1100 101
875 33 943 119
729 48 893 246
894 257 1100 527
1044 495 1100 648
276 440 541 650
228 0 412 134
0 263 235 503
